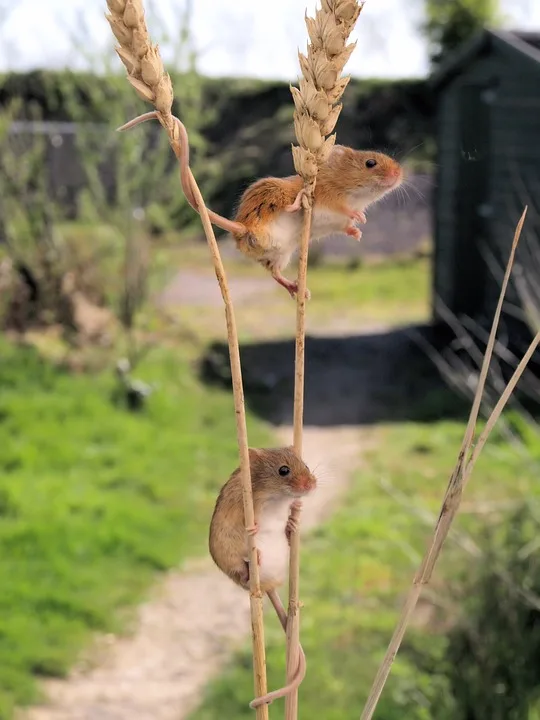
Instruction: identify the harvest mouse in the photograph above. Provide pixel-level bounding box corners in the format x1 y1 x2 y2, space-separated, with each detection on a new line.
119 112 403 299
231 145 403 298
209 446 317 708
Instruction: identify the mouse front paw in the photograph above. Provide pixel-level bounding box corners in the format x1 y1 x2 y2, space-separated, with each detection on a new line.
348 209 367 224
285 516 300 542
345 225 362 242
285 502 303 542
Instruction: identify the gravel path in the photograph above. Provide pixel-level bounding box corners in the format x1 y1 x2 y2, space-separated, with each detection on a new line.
23 426 366 720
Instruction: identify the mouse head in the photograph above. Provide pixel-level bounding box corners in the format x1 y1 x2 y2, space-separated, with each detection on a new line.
323 146 403 202
249 446 317 499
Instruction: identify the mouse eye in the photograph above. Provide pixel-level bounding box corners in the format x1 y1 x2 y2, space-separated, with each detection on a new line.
365 159 377 168
278 465 290 477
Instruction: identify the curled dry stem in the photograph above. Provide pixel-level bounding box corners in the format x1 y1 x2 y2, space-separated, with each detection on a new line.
106 1 269 716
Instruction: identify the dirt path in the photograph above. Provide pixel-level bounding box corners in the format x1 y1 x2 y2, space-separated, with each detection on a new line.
23 425 367 720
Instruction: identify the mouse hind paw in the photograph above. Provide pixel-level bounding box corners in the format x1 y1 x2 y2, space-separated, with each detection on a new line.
284 188 307 213
270 269 311 301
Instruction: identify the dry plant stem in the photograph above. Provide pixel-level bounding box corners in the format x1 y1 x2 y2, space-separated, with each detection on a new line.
292 201 312 457
468 327 540 471
286 194 314 718
286 3 365 715
122 112 276 713
104 1 268 714
161 120 270 718
187 176 269 720
360 208 529 720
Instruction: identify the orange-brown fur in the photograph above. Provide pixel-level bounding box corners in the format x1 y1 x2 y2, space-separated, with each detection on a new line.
314 145 402 211
231 146 403 296
232 147 402 245
233 176 304 257
118 114 402 298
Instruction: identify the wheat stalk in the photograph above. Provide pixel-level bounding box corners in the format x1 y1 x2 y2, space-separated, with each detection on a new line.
360 208 533 720
287 2 364 717
105 2 270 717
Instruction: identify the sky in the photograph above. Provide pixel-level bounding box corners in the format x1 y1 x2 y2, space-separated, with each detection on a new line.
1 0 540 80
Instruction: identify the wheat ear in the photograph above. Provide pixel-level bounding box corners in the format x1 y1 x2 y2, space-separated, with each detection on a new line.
287 2 365 718
105 2 270 717
360 208 532 720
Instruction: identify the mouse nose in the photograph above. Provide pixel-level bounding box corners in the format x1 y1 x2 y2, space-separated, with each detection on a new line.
384 165 402 186
300 474 315 491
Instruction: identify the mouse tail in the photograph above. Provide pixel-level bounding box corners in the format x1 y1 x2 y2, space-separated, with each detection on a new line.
206 209 247 236
267 586 288 630
117 112 248 237
249 589 307 709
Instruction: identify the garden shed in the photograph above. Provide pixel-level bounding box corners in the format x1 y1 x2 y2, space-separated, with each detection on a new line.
431 29 540 332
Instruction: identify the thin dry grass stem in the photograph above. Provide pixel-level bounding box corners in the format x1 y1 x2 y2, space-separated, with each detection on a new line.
467 328 540 472
105 2 269 716
288 2 364 717
380 478 540 612
360 207 531 720
379 477 482 558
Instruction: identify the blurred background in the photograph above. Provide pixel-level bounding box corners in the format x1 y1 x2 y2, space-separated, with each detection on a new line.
1 1 540 719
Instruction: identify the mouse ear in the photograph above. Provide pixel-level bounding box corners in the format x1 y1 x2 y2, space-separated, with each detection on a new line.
248 447 262 463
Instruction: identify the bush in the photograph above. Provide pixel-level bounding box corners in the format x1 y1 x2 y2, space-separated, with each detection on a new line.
445 501 540 719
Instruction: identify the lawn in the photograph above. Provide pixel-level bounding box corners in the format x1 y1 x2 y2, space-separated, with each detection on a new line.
190 416 540 719
156 246 431 343
0 338 270 718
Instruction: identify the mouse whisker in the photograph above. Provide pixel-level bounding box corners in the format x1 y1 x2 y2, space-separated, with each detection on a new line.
397 141 425 161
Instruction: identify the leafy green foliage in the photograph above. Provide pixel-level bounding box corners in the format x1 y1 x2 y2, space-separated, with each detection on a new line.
445 501 540 720
424 0 499 68
0 100 76 332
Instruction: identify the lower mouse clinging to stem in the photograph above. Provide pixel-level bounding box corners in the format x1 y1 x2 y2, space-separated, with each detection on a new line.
118 112 404 300
209 446 317 708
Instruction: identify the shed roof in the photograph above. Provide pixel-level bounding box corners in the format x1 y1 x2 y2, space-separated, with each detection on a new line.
430 28 540 89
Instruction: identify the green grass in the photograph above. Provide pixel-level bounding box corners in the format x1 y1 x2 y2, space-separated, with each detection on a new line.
0 338 270 718
190 417 540 720
160 252 431 343
304 256 430 323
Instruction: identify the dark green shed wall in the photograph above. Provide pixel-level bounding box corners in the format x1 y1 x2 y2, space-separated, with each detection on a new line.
433 37 540 332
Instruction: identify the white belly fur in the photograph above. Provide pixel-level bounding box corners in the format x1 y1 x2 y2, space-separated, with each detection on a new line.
265 212 302 270
252 497 291 587
311 206 348 240
266 192 372 266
